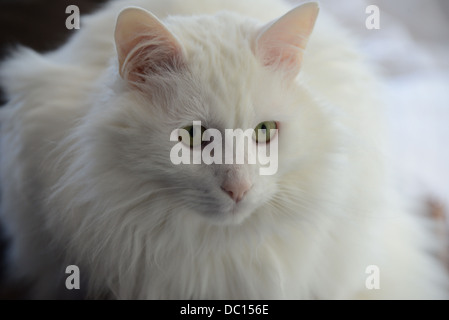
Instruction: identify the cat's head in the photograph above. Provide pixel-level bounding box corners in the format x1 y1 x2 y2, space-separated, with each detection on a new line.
103 3 327 226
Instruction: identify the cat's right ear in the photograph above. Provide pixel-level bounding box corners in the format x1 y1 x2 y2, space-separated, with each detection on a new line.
114 7 185 83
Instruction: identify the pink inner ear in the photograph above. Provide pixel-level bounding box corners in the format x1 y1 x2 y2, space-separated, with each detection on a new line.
114 7 184 82
121 35 183 83
259 38 307 70
256 3 319 75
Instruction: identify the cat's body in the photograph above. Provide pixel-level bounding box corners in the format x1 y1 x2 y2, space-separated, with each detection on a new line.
0 0 448 299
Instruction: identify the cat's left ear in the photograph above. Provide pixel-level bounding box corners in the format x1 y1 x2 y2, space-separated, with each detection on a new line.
114 7 185 82
255 2 319 77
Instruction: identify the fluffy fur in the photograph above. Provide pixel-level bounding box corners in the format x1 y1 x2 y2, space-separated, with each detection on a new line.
0 0 448 299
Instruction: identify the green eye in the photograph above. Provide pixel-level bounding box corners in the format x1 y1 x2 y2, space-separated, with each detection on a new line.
253 121 277 143
180 125 207 148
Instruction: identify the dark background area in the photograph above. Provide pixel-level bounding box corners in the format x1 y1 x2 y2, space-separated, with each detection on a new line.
0 0 109 104
0 0 109 299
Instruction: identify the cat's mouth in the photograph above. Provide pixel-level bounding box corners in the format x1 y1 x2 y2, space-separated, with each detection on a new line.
203 197 256 226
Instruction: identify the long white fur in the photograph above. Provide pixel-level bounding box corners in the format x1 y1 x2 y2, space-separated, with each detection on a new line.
0 0 448 299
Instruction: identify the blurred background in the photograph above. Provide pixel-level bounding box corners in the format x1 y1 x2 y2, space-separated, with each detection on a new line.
0 0 448 298
313 0 449 216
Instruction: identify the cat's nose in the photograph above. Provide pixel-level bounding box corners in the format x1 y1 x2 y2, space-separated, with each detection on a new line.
221 180 252 203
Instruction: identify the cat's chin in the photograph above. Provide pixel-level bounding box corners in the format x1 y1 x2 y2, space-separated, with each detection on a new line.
200 202 256 226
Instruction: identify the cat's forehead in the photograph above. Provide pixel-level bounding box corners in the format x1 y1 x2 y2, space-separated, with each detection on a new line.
164 13 284 128
166 12 259 50
167 12 260 75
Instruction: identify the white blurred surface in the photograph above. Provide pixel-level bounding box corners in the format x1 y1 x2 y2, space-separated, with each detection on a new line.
292 0 449 212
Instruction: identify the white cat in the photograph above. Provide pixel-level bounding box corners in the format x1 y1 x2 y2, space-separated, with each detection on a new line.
0 0 447 299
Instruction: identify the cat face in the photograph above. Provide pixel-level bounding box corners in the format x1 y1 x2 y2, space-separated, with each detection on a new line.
108 4 320 225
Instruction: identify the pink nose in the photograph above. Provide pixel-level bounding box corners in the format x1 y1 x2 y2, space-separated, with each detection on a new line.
221 180 252 203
